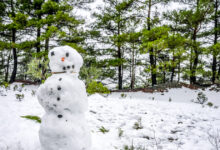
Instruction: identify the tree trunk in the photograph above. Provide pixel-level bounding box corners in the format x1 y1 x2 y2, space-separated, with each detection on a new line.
36 27 41 53
5 52 11 82
130 43 135 89
212 0 218 83
170 49 175 82
9 0 17 83
9 28 17 83
147 0 156 86
190 27 198 84
117 18 123 90
178 56 181 83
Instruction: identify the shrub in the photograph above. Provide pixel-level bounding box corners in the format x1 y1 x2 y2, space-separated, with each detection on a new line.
118 128 123 138
0 81 9 88
133 118 143 130
26 57 50 81
121 93 127 98
87 81 110 95
195 92 208 104
99 126 109 134
207 102 213 107
15 94 24 101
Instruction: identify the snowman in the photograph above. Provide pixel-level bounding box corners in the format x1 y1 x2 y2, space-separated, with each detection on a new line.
37 46 91 150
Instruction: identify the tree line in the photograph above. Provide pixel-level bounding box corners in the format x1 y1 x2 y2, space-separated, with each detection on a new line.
0 0 219 90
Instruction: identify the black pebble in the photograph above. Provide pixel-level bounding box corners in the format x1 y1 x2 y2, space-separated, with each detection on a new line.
57 86 61 91
72 65 75 69
67 66 70 69
66 120 68 122
63 66 66 70
59 78 62 81
57 114 63 118
51 51 55 56
53 104 57 107
66 52 69 57
57 97 60 101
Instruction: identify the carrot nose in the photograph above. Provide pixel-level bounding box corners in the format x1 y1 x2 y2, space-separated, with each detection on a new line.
61 57 65 62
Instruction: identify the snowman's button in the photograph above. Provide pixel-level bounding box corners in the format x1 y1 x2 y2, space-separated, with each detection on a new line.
57 86 61 91
51 51 55 56
53 104 57 107
59 78 62 81
57 97 60 101
57 114 63 118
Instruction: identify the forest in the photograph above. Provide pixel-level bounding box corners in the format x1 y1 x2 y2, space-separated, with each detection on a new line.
0 0 219 91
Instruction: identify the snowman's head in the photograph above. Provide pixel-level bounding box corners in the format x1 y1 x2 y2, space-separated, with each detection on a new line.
48 46 83 73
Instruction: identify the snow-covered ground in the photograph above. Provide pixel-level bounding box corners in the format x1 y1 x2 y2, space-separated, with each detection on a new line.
0 83 220 150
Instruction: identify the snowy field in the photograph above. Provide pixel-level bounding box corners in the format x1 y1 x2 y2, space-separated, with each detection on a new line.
0 83 220 150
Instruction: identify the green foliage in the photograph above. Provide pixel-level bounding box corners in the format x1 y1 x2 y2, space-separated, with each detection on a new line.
15 93 24 101
118 128 124 138
207 102 213 107
195 92 208 104
80 66 101 86
133 118 143 130
99 126 109 134
121 93 127 98
0 81 9 88
26 57 50 81
21 115 41 123
87 81 110 95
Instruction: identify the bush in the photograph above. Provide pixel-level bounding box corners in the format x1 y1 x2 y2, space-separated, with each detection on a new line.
26 57 50 81
133 118 143 130
15 94 24 101
87 81 110 95
99 126 109 134
195 92 208 104
0 81 9 88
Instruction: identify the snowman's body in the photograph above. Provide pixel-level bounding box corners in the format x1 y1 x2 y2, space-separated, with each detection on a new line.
37 46 91 150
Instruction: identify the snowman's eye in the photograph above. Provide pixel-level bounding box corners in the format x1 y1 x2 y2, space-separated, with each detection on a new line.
66 52 69 57
51 51 55 56
67 66 70 69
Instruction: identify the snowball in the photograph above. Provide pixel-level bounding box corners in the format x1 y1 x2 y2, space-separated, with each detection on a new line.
48 46 83 74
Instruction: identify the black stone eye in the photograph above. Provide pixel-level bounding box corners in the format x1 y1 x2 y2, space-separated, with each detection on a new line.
59 78 62 81
57 97 60 101
72 65 75 69
67 66 70 69
66 53 69 57
57 114 63 118
63 66 66 70
51 51 55 56
57 86 61 91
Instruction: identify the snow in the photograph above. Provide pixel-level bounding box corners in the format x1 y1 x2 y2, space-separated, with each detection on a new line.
48 46 83 74
0 84 220 150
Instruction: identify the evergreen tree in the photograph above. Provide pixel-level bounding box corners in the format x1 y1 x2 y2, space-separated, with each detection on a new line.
92 0 135 89
164 0 213 84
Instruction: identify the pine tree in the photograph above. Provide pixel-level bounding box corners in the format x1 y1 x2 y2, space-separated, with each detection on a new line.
92 0 135 89
164 0 213 84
